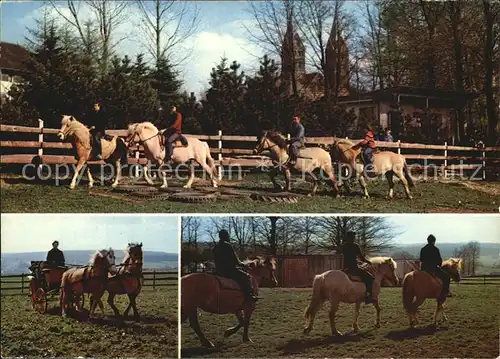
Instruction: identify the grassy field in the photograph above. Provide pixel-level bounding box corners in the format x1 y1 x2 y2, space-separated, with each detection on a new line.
1 286 178 358
181 285 499 358
1 173 499 213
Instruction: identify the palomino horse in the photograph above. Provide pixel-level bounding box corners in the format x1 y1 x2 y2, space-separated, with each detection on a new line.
303 257 399 336
60 249 116 318
402 258 462 328
57 115 128 189
181 257 278 348
329 139 414 199
253 131 339 196
90 243 144 318
126 122 218 188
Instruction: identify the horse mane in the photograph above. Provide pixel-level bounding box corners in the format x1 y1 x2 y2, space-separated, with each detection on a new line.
243 256 277 270
89 248 114 265
334 139 355 147
442 257 463 270
265 131 288 149
369 256 397 269
139 122 159 133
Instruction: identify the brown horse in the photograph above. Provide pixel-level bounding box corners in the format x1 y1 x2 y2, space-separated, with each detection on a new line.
402 258 463 328
90 243 144 318
60 249 116 318
303 257 399 336
253 131 339 196
329 139 414 199
57 115 128 189
181 257 278 348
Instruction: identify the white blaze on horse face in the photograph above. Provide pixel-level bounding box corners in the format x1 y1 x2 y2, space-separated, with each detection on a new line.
58 115 72 140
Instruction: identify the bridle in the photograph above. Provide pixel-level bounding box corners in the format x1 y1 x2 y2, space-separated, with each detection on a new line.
128 126 161 146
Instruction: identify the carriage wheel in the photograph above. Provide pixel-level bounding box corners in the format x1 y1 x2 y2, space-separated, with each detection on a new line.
33 288 47 314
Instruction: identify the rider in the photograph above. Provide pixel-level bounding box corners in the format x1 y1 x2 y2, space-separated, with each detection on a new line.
341 231 375 304
164 105 188 162
212 229 259 302
288 113 305 165
46 241 65 267
86 102 107 160
359 124 376 167
419 234 451 299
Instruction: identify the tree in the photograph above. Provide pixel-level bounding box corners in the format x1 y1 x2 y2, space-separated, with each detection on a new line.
454 241 481 275
50 0 130 74
136 0 200 68
244 55 288 132
201 57 246 134
315 216 396 255
482 0 500 145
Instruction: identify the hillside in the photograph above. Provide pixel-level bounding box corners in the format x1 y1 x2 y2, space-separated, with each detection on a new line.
1 250 177 274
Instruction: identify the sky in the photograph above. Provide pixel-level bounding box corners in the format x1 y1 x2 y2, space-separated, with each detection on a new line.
1 0 359 97
0 214 179 253
186 215 500 245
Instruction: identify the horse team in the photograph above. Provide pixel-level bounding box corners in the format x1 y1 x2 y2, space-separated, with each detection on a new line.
181 256 463 348
59 243 144 319
57 115 415 200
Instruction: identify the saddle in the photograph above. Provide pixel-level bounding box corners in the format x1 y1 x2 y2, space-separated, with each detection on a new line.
418 270 443 285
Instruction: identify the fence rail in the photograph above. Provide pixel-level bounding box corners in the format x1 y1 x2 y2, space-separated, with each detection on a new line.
0 269 178 296
458 274 500 285
1 121 499 179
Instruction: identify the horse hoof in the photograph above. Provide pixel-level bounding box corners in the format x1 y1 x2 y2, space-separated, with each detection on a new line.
69 185 75 190
374 323 381 329
408 196 414 200
183 185 191 189
332 330 343 337
352 326 360 333
303 327 312 335
243 337 254 344
89 183 94 188
111 183 118 188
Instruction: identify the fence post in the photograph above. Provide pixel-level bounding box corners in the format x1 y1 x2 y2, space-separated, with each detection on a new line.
397 139 401 155
153 269 156 290
482 149 486 180
38 119 44 170
134 150 140 178
218 130 223 181
21 274 24 294
444 141 448 179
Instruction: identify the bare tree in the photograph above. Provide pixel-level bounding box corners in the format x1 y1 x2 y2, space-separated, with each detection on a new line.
181 216 201 248
48 0 129 73
315 216 397 255
136 0 200 68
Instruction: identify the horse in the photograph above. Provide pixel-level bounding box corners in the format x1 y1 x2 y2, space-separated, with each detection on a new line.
329 139 414 199
59 248 117 318
253 131 339 196
181 257 278 348
126 122 218 188
57 115 128 189
303 257 399 336
402 258 463 328
90 243 144 318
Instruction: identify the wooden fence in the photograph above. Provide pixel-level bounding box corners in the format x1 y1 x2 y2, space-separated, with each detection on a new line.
0 269 178 296
1 121 499 179
458 274 500 285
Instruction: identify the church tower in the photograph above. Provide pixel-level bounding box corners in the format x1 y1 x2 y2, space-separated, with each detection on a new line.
281 8 305 96
325 26 350 97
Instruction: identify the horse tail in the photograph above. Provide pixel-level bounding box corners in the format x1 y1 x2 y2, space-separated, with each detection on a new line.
402 273 415 314
403 161 415 188
304 274 325 334
204 142 219 178
116 137 128 166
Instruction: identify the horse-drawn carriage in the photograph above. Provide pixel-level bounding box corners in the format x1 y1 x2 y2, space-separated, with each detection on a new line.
28 261 84 313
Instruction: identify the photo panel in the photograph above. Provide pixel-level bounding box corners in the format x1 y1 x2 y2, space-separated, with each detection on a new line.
180 214 499 358
0 214 179 358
